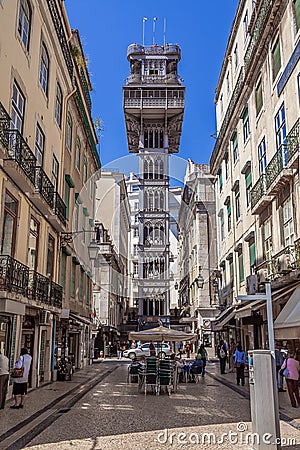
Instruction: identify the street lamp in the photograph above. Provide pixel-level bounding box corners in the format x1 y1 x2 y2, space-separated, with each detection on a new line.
88 239 99 261
174 281 178 290
195 266 204 289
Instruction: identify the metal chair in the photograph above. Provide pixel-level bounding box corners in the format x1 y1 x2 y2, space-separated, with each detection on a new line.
127 362 140 383
158 359 175 395
144 357 158 395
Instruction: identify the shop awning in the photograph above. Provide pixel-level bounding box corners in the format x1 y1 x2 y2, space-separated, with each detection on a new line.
69 312 92 325
212 307 236 331
274 286 300 339
235 300 265 319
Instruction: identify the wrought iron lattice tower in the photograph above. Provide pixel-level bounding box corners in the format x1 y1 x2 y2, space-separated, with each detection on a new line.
123 42 185 325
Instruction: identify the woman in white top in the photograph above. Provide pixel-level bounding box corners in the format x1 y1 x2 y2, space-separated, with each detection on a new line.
11 348 32 409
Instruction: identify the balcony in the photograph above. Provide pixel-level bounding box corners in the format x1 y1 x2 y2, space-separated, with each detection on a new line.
50 281 63 308
0 255 29 296
127 43 181 60
32 167 55 215
251 119 299 214
49 192 67 231
251 174 272 214
28 270 50 305
265 145 293 195
0 102 11 158
3 130 36 193
295 239 300 269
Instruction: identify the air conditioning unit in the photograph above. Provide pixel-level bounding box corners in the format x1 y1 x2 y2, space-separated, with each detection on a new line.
277 254 292 274
257 268 268 284
246 275 258 295
39 310 51 326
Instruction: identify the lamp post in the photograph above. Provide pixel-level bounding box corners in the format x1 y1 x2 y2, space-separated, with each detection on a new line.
237 282 280 449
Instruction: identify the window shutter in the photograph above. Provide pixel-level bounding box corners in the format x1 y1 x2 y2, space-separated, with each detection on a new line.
245 170 252 188
272 38 281 80
295 0 300 31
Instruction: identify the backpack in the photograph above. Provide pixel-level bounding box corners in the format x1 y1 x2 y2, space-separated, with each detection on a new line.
219 347 226 358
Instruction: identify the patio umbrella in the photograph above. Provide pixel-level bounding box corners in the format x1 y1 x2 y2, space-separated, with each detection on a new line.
129 325 197 342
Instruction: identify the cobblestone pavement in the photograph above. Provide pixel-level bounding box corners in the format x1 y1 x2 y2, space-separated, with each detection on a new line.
19 360 300 450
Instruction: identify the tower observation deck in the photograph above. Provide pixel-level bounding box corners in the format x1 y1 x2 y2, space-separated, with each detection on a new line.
123 42 185 326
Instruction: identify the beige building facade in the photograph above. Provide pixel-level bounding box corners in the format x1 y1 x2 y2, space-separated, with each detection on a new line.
177 160 219 350
211 0 300 350
0 0 100 387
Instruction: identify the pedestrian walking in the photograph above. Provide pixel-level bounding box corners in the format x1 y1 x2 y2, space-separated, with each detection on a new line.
234 343 247 386
0 352 9 409
117 343 123 360
228 339 236 373
177 341 182 358
217 340 227 374
10 348 32 409
281 352 300 408
149 341 156 357
197 344 208 377
186 342 191 359
275 343 286 392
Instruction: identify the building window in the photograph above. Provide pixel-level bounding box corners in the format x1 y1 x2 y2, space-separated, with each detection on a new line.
27 216 39 270
46 234 55 278
71 262 76 298
11 81 25 132
218 169 223 192
234 43 238 71
66 112 73 150
229 258 234 288
225 153 229 180
133 244 138 256
60 251 67 292
55 83 63 128
242 107 250 143
262 218 272 271
245 169 252 208
226 72 230 95
249 240 256 268
220 94 224 116
34 123 45 166
255 76 263 115
75 137 81 170
227 201 231 232
282 197 294 246
64 182 70 220
79 268 84 301
238 251 244 284
74 203 79 231
133 262 138 275
293 0 300 32
232 132 239 163
39 43 49 95
51 155 59 191
275 104 286 155
18 0 31 51
1 191 18 257
243 10 249 42
235 188 241 221
220 210 224 241
258 137 267 174
271 36 281 81
83 158 88 184
133 228 139 237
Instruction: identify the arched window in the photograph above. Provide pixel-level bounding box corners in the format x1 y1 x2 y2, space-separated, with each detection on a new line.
160 191 164 210
149 159 154 179
144 158 149 178
154 191 159 210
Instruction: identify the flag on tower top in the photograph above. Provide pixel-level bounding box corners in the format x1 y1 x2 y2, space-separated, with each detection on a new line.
143 17 148 21
153 17 158 21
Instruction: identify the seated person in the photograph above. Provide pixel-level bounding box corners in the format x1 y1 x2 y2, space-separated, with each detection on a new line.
189 356 203 382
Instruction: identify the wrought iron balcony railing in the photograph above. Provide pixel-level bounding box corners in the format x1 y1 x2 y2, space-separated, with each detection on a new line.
0 102 11 149
5 129 36 185
210 67 245 169
35 167 55 209
294 238 300 269
250 174 267 209
244 0 272 72
271 245 295 277
28 270 50 304
50 281 63 308
265 144 286 189
47 0 73 80
0 255 29 295
53 191 67 225
286 118 300 162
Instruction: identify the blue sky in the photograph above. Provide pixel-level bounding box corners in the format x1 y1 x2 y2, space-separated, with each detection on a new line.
65 1 239 170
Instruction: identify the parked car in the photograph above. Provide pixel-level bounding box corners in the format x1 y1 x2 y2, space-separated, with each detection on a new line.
123 342 171 359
